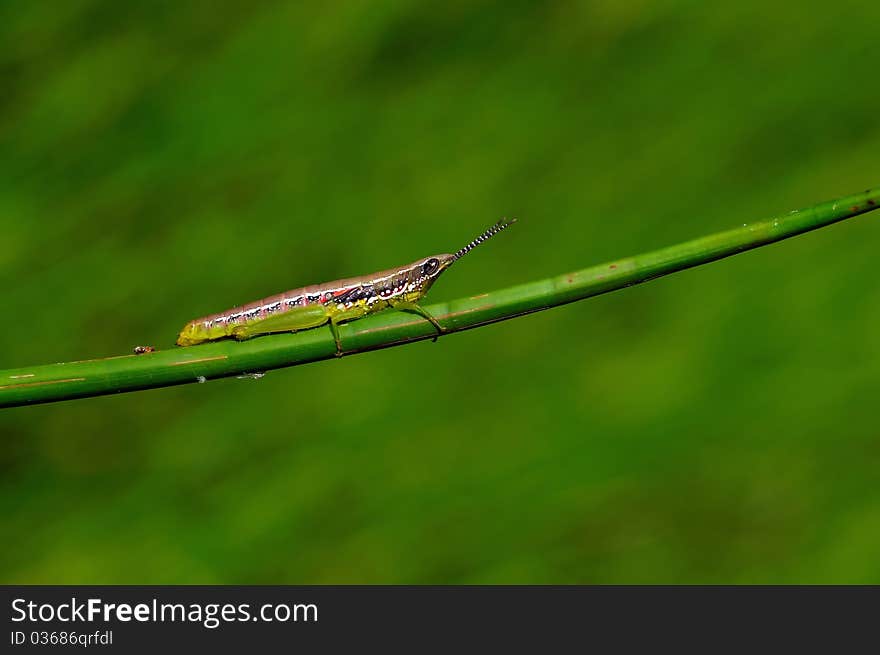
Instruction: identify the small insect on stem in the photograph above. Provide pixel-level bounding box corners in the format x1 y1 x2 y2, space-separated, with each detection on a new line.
133 345 155 355
175 219 517 356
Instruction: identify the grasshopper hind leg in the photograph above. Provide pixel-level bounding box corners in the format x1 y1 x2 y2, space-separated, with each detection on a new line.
329 306 370 357
229 304 332 341
328 320 343 357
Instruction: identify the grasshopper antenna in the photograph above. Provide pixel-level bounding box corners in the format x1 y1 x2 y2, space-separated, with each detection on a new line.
452 218 517 261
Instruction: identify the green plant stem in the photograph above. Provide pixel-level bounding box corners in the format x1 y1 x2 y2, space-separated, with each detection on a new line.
3 187 879 408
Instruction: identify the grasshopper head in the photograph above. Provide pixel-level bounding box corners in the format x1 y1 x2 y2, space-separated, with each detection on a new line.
413 218 517 296
411 253 456 296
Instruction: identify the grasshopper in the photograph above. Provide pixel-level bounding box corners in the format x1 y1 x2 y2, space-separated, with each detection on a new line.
176 219 516 354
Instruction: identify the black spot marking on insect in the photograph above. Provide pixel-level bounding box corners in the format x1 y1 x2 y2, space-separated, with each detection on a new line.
378 280 394 298
335 287 364 304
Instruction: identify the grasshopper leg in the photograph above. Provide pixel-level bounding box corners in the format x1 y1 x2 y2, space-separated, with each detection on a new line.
230 305 331 341
329 306 370 357
328 320 343 357
389 300 447 342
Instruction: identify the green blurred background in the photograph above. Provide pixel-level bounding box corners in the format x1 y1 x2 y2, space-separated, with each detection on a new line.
2 1 879 583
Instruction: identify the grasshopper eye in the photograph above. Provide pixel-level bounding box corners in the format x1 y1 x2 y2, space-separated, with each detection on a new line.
423 258 440 276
